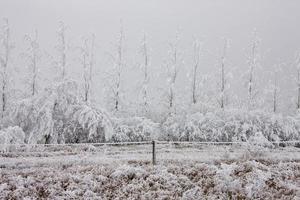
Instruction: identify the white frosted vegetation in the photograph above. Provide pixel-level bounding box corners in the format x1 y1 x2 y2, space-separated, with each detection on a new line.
0 126 25 152
161 109 300 142
111 117 159 142
0 160 299 199
2 80 113 144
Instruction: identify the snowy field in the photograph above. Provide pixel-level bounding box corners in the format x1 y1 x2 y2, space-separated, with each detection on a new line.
1 143 300 199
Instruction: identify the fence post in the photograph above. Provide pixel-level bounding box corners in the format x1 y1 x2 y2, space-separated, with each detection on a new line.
152 140 156 165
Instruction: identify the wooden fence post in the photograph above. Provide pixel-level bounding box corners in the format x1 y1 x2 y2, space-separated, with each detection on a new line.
152 140 156 165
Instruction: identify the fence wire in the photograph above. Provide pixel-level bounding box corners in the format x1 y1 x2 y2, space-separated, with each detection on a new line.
1 140 299 166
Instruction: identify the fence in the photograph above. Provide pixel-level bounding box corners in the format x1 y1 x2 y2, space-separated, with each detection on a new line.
1 140 300 166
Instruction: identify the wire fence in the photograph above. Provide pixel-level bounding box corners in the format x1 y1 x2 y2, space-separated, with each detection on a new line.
1 140 300 165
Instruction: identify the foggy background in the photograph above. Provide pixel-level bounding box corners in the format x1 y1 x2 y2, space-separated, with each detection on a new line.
1 0 300 114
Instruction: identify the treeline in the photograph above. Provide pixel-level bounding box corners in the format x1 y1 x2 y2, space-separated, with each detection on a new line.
0 19 300 145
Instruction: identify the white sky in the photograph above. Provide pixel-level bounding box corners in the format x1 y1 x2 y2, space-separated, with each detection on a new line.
1 0 300 113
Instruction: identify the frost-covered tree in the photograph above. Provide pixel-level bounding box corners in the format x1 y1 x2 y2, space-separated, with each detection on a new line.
219 38 229 109
190 39 202 105
56 22 67 80
271 65 281 113
88 34 95 100
295 52 300 110
105 25 125 112
5 80 113 144
80 38 89 101
263 63 281 113
23 30 41 96
114 27 124 112
140 33 150 112
79 34 95 103
165 32 183 112
0 19 13 118
246 31 260 110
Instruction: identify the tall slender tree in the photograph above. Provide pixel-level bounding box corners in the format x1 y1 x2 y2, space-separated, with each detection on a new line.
246 32 260 110
80 38 89 102
0 19 13 118
56 22 67 80
23 30 40 96
104 25 125 112
166 32 182 112
272 67 279 113
79 34 95 103
89 34 95 97
296 53 300 110
114 26 124 112
191 39 202 105
220 38 229 109
140 33 150 111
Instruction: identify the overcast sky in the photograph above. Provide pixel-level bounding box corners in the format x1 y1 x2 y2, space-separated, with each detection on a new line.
1 0 300 59
1 0 300 112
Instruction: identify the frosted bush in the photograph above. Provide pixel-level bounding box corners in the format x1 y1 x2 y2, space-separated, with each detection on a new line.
111 117 159 142
111 165 147 179
182 186 202 200
64 105 113 143
161 114 185 141
248 132 273 148
162 109 300 142
0 126 25 152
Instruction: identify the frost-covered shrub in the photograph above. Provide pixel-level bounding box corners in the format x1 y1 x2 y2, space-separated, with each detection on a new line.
183 112 225 142
111 117 159 142
160 114 185 141
5 80 79 143
64 105 113 143
110 165 147 179
5 80 113 144
248 132 273 148
223 110 300 142
239 132 274 160
162 109 300 142
0 126 25 152
0 126 25 144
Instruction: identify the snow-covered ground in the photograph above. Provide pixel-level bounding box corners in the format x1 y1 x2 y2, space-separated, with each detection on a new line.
0 143 299 199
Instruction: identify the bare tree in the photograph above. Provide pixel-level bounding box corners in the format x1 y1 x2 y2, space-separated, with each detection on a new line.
220 39 229 109
104 25 125 112
166 32 182 111
272 63 283 113
272 67 279 113
140 33 150 111
246 32 260 110
23 30 40 96
191 39 202 105
89 34 95 97
296 53 300 110
80 38 89 102
114 26 124 112
79 34 95 102
56 22 67 80
264 63 281 113
0 19 13 118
